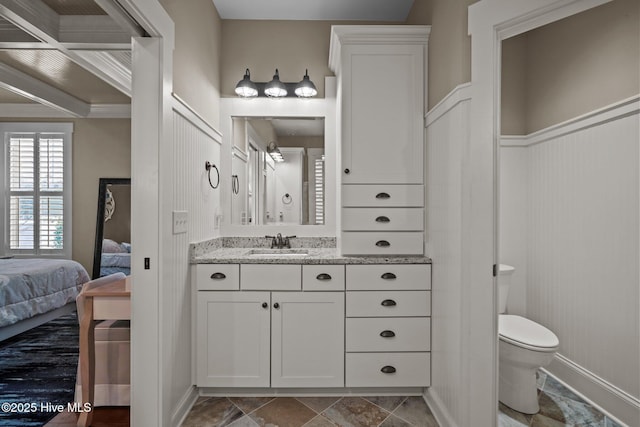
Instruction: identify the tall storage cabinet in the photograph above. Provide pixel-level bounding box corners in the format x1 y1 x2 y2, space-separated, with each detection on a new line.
329 26 430 256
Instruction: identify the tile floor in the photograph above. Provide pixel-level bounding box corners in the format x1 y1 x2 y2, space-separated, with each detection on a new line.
498 371 625 427
43 371 624 427
180 396 438 427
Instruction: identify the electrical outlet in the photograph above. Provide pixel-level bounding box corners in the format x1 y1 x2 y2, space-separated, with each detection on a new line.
172 211 188 234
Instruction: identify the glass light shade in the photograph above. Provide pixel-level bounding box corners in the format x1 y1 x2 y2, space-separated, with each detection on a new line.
294 70 317 98
235 69 258 98
267 141 285 162
264 69 288 98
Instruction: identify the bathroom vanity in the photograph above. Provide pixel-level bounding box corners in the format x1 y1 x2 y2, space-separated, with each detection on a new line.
191 245 431 391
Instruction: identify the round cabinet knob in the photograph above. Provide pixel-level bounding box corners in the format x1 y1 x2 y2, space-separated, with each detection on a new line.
344 168 350 174
273 302 280 309
262 302 268 309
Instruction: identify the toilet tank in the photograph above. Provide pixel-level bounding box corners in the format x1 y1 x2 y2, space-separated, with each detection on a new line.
498 264 515 314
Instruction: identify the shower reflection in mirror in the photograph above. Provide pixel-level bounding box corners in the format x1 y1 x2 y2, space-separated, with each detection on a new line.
231 117 325 226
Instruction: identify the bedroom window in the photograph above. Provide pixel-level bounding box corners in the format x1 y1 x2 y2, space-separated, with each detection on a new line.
0 123 73 258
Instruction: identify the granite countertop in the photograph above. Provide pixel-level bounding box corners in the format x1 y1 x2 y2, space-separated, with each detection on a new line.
191 246 431 265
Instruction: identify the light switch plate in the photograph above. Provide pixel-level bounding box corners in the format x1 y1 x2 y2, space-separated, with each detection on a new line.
172 211 188 234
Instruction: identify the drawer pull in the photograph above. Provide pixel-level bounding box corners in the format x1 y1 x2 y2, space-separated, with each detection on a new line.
375 240 391 247
381 272 397 280
316 273 332 281
262 302 268 309
210 272 226 280
375 192 391 199
381 299 397 307
381 365 396 374
375 216 390 223
380 330 396 338
273 302 280 309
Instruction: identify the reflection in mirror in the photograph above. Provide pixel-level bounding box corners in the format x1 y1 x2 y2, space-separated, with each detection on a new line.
92 178 131 278
231 117 324 226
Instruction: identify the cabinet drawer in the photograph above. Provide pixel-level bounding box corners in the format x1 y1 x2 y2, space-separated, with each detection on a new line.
346 317 430 352
342 185 424 207
342 208 423 231
195 264 240 290
341 232 423 255
345 352 430 387
240 264 301 291
346 291 430 317
302 265 345 291
346 264 431 290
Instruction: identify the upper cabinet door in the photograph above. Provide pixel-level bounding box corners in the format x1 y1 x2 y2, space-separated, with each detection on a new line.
342 44 424 184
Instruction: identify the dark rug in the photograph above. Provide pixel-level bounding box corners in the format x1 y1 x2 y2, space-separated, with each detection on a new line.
0 313 79 427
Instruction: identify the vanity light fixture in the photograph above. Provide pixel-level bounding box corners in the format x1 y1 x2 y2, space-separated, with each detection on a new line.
264 69 288 98
234 68 318 98
234 68 258 98
267 141 284 163
294 69 318 98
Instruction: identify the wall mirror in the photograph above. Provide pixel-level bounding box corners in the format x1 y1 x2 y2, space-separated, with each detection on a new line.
230 117 325 226
92 178 131 278
220 77 336 237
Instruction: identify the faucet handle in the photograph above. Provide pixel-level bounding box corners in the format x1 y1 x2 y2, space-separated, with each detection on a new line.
265 235 277 248
283 235 296 248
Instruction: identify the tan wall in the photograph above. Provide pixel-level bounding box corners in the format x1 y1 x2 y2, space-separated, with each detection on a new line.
160 0 222 129
406 0 476 109
72 119 131 273
501 34 527 135
0 118 131 274
502 0 640 134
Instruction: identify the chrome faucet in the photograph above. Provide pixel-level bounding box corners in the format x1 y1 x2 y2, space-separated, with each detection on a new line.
265 233 296 249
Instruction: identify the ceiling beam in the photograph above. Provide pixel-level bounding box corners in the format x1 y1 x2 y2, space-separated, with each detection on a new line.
93 0 145 37
0 0 132 96
0 62 90 117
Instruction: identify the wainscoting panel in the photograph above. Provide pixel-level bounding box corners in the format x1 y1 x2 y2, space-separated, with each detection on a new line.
424 83 471 427
501 96 639 425
166 98 222 425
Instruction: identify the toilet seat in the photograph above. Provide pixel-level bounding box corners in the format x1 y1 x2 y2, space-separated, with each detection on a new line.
499 315 559 352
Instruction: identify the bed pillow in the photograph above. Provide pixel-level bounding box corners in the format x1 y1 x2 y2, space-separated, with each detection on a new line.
102 238 126 253
120 242 131 253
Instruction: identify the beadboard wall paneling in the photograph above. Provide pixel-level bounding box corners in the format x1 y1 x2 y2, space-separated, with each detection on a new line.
166 98 222 422
500 98 640 423
527 111 639 399
498 145 528 315
424 83 471 427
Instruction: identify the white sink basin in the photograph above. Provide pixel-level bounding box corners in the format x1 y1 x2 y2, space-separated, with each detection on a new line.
246 249 309 257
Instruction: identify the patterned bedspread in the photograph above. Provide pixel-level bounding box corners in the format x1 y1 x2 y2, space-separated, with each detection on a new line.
0 258 90 328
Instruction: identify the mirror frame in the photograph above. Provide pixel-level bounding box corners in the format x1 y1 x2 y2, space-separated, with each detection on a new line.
220 76 337 237
92 177 131 279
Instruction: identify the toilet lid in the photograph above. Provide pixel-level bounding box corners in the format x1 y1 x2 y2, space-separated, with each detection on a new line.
499 315 559 349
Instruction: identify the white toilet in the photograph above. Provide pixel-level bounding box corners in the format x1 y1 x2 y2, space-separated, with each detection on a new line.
498 264 559 414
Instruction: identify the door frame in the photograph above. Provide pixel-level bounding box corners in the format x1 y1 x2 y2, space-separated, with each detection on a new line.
467 0 613 425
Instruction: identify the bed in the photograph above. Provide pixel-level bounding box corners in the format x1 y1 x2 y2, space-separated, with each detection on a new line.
99 239 131 276
0 258 90 341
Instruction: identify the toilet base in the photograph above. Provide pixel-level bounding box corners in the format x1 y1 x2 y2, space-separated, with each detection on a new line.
499 362 540 414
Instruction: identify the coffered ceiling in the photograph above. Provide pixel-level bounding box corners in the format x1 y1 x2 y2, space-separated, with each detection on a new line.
0 0 139 118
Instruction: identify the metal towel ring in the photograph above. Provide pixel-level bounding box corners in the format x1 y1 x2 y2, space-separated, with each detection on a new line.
205 161 219 189
232 175 239 195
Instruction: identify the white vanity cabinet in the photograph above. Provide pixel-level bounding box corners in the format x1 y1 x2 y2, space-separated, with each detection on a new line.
194 264 344 388
329 26 430 256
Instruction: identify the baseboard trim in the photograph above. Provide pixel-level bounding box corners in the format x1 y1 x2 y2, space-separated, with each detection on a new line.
546 354 640 427
171 385 199 427
198 387 423 397
423 388 459 427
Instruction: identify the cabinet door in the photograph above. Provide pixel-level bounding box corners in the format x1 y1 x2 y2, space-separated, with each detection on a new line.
196 292 270 387
271 292 344 387
342 44 424 184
